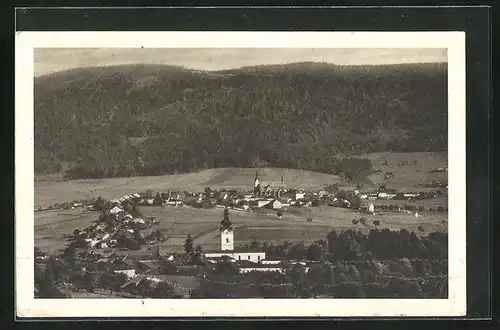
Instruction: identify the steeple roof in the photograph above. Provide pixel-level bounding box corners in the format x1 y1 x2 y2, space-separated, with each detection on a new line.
220 208 232 231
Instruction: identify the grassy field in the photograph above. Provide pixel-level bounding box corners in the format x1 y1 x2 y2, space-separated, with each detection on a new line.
355 152 448 190
35 204 447 256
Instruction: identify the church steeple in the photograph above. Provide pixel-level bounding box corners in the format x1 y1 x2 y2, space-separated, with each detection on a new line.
254 171 261 196
220 207 234 251
220 207 232 231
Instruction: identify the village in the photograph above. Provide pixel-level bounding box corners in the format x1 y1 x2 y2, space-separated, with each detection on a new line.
34 170 448 299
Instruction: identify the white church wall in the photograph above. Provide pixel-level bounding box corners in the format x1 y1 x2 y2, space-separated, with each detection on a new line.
204 252 266 263
220 229 234 251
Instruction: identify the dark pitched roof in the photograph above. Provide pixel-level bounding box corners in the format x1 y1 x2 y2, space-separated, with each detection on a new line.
220 208 232 230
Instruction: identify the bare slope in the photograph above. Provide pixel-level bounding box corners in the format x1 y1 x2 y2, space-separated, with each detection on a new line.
355 152 448 189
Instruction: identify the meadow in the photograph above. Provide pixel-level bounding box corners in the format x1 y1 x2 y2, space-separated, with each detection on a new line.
35 202 447 255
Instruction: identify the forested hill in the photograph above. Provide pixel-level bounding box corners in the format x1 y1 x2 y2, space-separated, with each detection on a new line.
34 62 447 179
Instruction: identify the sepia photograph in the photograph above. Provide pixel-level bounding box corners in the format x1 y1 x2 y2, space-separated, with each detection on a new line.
15 31 466 317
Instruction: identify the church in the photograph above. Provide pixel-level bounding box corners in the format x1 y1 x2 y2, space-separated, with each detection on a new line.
253 171 287 197
204 208 266 263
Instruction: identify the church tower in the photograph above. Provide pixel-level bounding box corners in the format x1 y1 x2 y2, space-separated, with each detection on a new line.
220 207 234 251
253 171 261 197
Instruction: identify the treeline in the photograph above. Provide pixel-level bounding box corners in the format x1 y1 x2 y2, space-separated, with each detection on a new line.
198 228 448 299
35 62 447 179
197 260 448 299
259 228 448 261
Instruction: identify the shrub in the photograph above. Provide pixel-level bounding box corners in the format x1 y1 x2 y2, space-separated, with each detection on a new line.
373 220 380 227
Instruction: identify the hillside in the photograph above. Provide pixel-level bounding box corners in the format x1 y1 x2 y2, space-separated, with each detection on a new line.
34 62 447 179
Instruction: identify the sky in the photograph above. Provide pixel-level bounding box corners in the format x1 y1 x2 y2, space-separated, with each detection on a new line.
34 48 447 77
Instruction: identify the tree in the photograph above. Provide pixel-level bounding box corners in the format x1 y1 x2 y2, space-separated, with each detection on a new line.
109 273 127 292
250 240 259 250
82 272 95 293
150 245 160 260
137 279 153 298
214 259 239 275
34 247 43 257
154 192 163 205
35 265 66 298
287 242 307 260
117 234 141 250
289 264 309 298
306 243 324 261
151 281 175 298
184 234 194 255
131 205 143 218
98 271 114 295
193 245 204 265
159 259 178 275
307 263 324 298
94 196 106 210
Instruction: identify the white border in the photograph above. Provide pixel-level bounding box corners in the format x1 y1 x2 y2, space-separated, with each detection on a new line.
15 31 466 318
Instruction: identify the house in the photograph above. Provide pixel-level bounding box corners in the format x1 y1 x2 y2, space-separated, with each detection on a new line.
403 192 420 199
260 260 282 265
114 268 136 278
359 193 368 200
138 228 154 240
238 265 284 274
109 206 124 214
295 192 305 200
257 200 272 208
165 199 183 206
96 242 108 249
135 260 162 275
271 200 289 210
85 239 99 248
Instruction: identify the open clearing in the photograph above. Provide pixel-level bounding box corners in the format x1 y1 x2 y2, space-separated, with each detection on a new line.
355 152 447 190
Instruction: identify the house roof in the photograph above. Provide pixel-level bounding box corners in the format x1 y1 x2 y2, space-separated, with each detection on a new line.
204 247 266 254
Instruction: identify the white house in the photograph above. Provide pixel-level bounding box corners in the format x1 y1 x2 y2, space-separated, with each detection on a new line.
261 260 282 265
257 200 272 208
239 266 283 274
204 251 267 263
295 192 305 200
272 200 289 210
404 192 420 199
109 206 124 214
114 268 136 278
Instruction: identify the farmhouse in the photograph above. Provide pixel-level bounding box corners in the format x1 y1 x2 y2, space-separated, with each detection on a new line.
109 206 124 214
